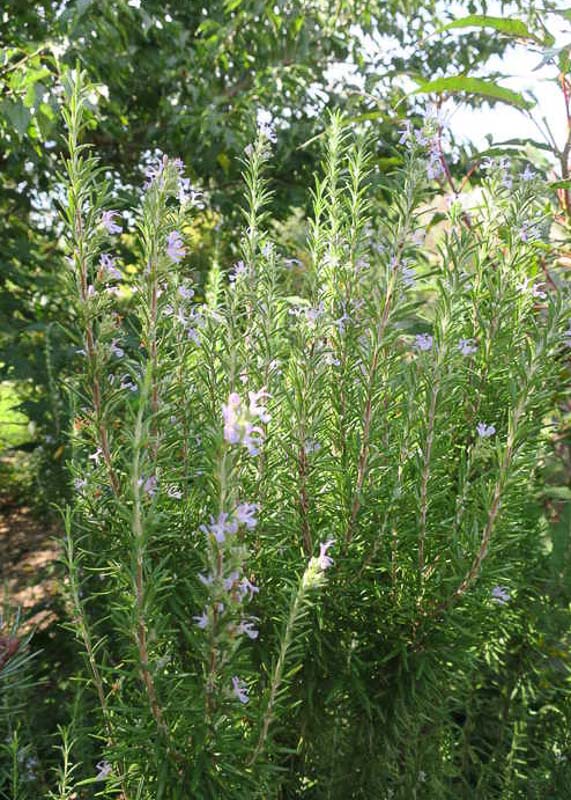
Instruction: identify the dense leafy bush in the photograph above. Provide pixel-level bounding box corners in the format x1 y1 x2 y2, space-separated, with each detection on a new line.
2 71 570 799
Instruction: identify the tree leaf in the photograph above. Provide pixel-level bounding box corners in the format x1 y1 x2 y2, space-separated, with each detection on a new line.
438 15 550 45
413 76 534 110
550 180 571 190
490 137 552 152
2 99 31 137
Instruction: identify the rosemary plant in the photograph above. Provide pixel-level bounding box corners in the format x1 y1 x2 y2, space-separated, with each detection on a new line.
4 71 569 800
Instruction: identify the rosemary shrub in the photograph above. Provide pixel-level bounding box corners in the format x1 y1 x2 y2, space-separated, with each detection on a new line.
6 71 570 799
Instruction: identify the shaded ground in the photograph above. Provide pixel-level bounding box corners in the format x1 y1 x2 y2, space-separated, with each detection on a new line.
0 453 61 633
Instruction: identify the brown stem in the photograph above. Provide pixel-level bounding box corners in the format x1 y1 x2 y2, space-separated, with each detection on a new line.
148 262 161 461
74 207 120 496
559 73 571 221
433 404 522 618
131 409 170 743
418 381 439 573
135 558 168 738
345 260 398 543
298 443 313 557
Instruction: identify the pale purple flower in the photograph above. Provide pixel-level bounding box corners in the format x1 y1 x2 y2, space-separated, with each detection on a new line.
492 585 510 604
198 572 214 586
519 221 540 242
317 539 335 570
305 302 325 326
532 283 547 300
398 119 413 145
193 610 209 629
99 253 122 280
458 338 477 356
141 475 157 497
502 173 514 190
88 447 103 465
143 157 166 189
402 265 416 288
243 422 264 456
178 285 195 300
101 210 122 235
110 339 124 358
95 760 112 781
521 165 535 181
248 389 271 423
87 284 96 298
201 512 238 543
74 477 87 491
237 619 259 639
304 439 321 455
223 390 268 454
244 143 254 158
187 328 201 346
231 676 249 704
257 109 277 143
324 353 341 367
476 422 496 438
166 230 186 263
223 392 242 444
415 333 433 351
427 142 444 180
179 180 204 208
235 502 258 529
288 305 303 318
223 571 241 592
237 576 259 602
335 312 351 334
120 375 137 392
283 257 302 269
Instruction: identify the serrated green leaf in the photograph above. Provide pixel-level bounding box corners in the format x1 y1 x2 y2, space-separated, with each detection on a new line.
413 76 535 110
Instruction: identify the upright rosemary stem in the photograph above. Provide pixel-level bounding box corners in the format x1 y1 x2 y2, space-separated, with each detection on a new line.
345 258 398 543
64 514 109 733
131 393 169 740
248 575 307 766
66 82 120 497
418 379 440 574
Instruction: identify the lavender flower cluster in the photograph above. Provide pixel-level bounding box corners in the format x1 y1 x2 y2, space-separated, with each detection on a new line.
222 389 271 455
195 501 261 705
